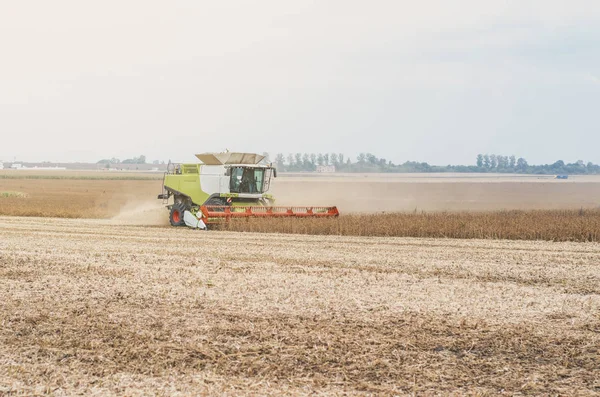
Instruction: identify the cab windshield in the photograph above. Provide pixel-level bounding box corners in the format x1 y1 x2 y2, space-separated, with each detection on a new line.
229 167 266 194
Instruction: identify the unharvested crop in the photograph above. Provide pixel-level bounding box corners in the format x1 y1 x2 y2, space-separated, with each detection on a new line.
219 209 600 242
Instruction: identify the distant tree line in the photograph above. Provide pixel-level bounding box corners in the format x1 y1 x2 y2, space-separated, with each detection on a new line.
267 152 445 173
265 152 600 175
473 154 600 174
96 152 600 175
97 155 147 166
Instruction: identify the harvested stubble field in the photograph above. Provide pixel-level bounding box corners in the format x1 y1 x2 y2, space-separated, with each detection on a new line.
1 216 600 395
0 170 162 180
0 178 159 218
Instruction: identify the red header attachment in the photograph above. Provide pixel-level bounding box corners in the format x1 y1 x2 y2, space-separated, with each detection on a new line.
199 206 339 224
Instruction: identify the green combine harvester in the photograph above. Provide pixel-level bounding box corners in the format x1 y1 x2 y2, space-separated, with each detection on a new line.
158 152 339 229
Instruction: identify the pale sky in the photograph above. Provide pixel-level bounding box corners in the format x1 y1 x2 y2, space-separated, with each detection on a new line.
1 1 599 165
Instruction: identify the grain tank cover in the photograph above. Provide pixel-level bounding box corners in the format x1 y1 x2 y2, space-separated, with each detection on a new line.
195 152 265 165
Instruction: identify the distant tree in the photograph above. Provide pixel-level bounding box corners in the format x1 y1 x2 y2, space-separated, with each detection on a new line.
476 154 484 168
366 153 377 164
323 153 329 165
331 153 338 165
302 153 310 169
264 151 600 175
483 154 491 169
275 153 285 170
122 155 146 164
97 157 119 164
517 157 528 171
295 153 302 167
586 162 600 174
496 155 506 169
262 152 270 163
496 155 503 169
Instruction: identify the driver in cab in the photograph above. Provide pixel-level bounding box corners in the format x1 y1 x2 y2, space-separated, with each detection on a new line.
240 168 257 193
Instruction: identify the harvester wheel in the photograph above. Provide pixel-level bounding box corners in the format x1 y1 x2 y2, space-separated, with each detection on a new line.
169 202 187 226
205 197 227 212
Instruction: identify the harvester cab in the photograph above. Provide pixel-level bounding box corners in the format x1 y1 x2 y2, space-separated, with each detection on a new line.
158 152 338 228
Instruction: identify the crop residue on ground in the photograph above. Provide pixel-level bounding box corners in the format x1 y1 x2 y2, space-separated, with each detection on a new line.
0 216 599 395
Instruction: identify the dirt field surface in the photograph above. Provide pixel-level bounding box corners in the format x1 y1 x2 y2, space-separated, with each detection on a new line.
1 216 599 395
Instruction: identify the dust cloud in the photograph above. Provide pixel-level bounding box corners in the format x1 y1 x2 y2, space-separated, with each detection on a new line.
272 181 418 213
271 175 600 213
103 174 600 227
110 199 170 226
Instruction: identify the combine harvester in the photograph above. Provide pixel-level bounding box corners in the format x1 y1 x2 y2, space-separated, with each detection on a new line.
158 152 339 229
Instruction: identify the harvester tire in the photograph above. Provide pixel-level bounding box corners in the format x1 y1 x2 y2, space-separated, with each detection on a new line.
205 197 227 212
169 202 187 226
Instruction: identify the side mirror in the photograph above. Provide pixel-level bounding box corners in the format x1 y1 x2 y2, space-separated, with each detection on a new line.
273 168 277 178
225 168 231 176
